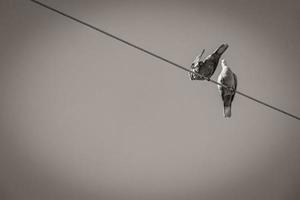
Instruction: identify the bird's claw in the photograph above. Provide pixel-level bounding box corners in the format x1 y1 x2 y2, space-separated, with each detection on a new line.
229 87 235 92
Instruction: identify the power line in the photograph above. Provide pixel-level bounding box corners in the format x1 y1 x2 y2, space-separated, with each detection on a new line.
29 0 300 121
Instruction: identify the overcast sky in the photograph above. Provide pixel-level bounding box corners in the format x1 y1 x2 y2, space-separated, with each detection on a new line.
1 0 300 200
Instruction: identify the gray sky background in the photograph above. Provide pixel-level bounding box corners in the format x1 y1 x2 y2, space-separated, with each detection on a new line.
1 0 300 200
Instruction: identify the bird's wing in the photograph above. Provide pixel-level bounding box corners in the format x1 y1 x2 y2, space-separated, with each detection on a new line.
220 87 226 102
231 72 238 102
218 75 226 101
210 60 218 77
233 72 237 90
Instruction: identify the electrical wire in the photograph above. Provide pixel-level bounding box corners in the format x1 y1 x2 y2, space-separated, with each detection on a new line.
29 0 300 121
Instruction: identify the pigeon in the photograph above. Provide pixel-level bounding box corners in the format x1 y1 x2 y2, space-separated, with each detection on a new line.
189 43 229 80
217 59 237 118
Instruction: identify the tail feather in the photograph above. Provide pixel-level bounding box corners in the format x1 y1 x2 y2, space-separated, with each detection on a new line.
215 44 228 56
224 106 231 118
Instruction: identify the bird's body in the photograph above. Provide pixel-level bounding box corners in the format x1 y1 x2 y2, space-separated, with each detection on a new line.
217 59 237 118
190 44 229 80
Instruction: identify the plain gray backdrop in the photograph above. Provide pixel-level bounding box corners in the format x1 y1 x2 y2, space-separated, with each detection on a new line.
1 0 300 200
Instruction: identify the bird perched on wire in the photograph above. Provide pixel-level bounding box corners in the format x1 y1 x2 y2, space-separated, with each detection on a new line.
189 43 229 80
217 59 237 118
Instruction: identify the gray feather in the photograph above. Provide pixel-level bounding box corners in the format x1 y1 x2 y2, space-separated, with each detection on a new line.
217 59 237 118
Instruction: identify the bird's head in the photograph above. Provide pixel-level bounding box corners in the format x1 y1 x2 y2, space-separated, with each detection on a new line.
221 59 227 68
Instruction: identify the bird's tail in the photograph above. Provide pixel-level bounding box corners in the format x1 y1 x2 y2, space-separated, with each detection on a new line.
223 105 231 118
214 44 229 57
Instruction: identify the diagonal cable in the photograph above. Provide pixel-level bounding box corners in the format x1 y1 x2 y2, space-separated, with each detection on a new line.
29 0 300 121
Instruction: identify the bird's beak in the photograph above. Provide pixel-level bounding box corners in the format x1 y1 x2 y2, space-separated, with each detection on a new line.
216 43 229 55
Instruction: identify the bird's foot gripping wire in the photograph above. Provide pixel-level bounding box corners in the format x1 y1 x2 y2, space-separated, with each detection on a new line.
227 87 236 93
